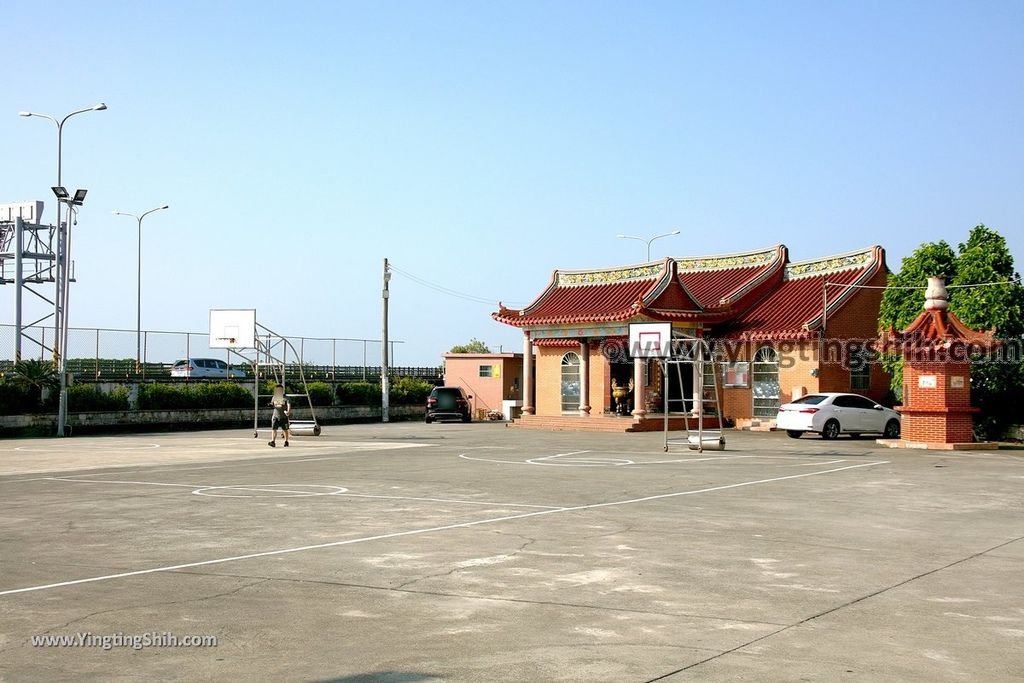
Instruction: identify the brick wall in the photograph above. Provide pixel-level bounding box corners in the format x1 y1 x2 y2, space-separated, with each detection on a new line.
823 267 891 404
901 360 975 443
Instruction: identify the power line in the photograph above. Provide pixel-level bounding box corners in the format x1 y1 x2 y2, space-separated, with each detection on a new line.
825 277 1022 291
388 264 527 307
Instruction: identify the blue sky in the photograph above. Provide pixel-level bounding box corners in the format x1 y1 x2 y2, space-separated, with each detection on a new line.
4 1 1022 365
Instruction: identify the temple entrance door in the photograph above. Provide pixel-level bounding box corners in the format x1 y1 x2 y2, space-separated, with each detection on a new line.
609 355 633 415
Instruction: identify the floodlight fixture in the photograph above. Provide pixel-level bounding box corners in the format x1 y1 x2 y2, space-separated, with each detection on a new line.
73 189 88 204
52 186 69 199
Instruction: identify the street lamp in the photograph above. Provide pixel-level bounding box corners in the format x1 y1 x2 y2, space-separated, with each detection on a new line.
20 102 107 437
616 230 681 261
113 205 170 369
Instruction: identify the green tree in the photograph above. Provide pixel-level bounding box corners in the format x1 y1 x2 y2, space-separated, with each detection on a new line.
9 360 60 410
878 241 958 332
449 338 490 353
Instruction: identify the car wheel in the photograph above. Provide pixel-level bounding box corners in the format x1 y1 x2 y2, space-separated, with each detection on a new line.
786 430 804 439
884 419 900 438
821 419 840 440
462 414 471 423
425 416 433 424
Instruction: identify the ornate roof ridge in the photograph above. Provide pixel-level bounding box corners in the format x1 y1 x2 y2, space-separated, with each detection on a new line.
785 246 878 280
555 263 664 287
673 245 782 273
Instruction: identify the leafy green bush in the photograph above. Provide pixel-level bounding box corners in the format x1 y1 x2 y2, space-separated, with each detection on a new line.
68 385 130 412
138 382 252 410
390 376 434 405
191 383 254 409
306 382 334 406
9 359 60 411
336 381 380 406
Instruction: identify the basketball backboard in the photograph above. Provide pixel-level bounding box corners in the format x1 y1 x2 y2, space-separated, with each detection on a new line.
209 309 256 349
628 322 672 358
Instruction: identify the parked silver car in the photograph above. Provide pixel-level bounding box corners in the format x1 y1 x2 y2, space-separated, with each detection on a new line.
170 358 247 379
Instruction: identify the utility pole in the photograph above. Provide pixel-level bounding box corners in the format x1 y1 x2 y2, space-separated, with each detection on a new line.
382 258 390 423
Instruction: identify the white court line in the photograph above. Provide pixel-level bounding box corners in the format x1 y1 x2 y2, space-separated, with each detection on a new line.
459 451 755 467
787 459 846 467
339 493 564 510
49 477 199 488
0 460 887 597
47 477 559 509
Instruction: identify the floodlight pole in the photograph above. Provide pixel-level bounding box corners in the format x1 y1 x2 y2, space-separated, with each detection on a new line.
616 230 681 261
19 103 107 437
381 258 391 423
114 206 170 370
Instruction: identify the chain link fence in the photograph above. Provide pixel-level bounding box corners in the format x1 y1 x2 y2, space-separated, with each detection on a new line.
0 324 441 382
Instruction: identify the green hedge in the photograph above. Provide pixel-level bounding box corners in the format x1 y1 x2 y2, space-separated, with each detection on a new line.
390 376 434 405
138 382 253 410
0 383 31 415
67 385 130 412
336 381 380 406
334 377 433 406
307 382 334 406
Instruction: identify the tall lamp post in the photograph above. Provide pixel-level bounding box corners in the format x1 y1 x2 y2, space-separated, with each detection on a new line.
19 103 107 437
616 229 681 261
113 205 170 370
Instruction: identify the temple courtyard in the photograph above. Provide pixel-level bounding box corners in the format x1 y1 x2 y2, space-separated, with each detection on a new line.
0 423 1021 681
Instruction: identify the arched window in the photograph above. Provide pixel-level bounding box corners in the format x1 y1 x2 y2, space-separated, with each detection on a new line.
560 352 581 413
752 345 780 418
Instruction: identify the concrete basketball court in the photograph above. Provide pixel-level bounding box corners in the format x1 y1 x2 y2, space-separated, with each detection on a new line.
0 423 1021 681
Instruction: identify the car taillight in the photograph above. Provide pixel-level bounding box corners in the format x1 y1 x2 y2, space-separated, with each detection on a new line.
427 398 437 406
799 408 819 414
456 399 466 406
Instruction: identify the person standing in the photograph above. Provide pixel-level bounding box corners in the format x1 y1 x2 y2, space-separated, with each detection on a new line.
269 384 291 447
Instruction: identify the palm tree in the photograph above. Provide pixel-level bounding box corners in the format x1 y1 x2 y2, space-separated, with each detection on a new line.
10 360 60 410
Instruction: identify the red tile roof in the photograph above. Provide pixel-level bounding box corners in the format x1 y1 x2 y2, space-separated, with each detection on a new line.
494 264 664 327
493 245 886 339
722 247 885 340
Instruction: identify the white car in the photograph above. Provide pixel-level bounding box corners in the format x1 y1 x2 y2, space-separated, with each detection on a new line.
776 392 901 440
170 358 247 379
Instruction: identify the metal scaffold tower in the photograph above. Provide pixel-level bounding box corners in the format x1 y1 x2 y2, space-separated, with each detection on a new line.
0 203 63 362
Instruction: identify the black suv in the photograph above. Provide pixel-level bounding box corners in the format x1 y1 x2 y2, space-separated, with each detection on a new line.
425 386 472 423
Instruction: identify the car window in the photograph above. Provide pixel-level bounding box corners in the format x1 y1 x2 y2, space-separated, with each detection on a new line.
214 360 227 370
791 395 827 405
173 360 187 367
832 396 857 408
850 396 877 410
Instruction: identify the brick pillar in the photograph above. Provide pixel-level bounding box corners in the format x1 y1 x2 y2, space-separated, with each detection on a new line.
899 360 977 443
522 333 534 415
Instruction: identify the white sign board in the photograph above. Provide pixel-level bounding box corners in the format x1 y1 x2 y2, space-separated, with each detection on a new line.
209 309 256 349
628 322 672 358
918 375 937 389
950 375 965 389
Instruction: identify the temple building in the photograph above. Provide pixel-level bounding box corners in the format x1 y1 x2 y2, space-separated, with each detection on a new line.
493 245 890 431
